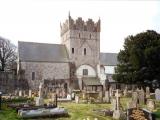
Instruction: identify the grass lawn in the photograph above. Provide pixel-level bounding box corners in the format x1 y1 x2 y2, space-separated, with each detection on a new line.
57 102 112 120
0 97 160 120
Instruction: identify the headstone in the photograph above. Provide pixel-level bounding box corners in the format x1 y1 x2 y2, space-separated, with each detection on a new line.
132 92 138 104
71 92 75 100
104 91 110 103
155 88 160 101
19 90 22 97
29 90 32 98
146 87 150 98
99 91 103 102
35 97 44 106
113 89 126 120
109 86 113 97
112 98 117 111
82 93 86 100
35 82 44 106
123 86 128 97
138 89 145 104
147 99 156 111
67 94 71 100
75 96 79 103
127 100 137 109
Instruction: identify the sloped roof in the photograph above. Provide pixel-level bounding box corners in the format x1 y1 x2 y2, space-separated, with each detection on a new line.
18 41 69 62
82 77 102 86
100 53 118 66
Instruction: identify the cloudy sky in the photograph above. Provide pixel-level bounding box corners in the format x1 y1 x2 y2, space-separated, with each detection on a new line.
0 0 160 53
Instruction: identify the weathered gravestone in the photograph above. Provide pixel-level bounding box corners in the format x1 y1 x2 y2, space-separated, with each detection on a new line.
75 96 79 103
155 88 160 101
138 89 145 104
19 90 22 97
29 90 32 98
147 99 156 111
132 92 138 104
123 86 128 97
104 91 110 103
109 86 113 97
35 82 44 106
146 87 150 98
113 89 126 120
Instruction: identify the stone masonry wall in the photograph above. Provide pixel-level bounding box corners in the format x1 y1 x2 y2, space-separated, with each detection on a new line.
21 62 70 90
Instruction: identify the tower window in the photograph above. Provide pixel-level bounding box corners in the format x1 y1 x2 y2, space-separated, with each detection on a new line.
72 48 74 54
83 69 88 75
90 34 91 39
84 48 86 55
79 33 80 38
32 72 35 80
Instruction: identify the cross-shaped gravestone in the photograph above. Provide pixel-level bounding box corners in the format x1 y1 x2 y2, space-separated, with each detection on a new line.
115 89 121 110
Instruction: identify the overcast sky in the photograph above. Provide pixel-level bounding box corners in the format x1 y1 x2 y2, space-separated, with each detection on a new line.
0 0 160 53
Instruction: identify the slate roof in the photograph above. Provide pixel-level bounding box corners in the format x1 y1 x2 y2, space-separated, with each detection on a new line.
100 53 118 66
18 41 69 62
82 77 102 86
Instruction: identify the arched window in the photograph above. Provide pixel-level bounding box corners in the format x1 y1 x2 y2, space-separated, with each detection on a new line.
84 48 86 55
79 33 80 38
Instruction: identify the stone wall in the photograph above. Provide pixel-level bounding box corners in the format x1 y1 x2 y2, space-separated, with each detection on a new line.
0 71 16 93
20 62 70 90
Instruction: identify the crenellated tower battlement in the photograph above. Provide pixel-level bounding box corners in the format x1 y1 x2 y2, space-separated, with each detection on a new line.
60 15 100 36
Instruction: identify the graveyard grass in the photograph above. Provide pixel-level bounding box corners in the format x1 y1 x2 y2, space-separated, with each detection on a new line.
1 97 160 120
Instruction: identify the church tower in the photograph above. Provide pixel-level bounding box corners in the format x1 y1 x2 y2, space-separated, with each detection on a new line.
61 14 101 91
60 14 100 73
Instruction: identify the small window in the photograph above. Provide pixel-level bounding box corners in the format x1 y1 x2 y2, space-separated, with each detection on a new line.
79 33 80 38
32 72 35 80
83 69 88 75
90 34 91 39
72 48 74 54
84 48 86 55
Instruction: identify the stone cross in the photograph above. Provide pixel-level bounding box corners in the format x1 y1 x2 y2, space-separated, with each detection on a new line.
115 89 121 110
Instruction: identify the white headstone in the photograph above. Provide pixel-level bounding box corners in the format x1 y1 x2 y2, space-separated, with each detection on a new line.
67 94 71 100
29 90 32 97
19 90 22 97
155 88 160 100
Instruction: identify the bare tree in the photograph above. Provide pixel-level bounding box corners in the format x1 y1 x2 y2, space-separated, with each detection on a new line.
0 36 17 71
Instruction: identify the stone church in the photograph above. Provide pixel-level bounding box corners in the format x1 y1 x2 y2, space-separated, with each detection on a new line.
17 14 117 96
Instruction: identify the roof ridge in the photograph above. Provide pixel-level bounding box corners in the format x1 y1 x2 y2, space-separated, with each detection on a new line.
18 41 63 46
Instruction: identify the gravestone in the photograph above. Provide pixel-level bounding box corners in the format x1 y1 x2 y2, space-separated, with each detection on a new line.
104 91 110 103
132 92 138 104
138 89 145 104
146 87 150 98
67 94 71 100
112 98 117 111
123 86 128 97
19 90 22 97
99 91 103 102
109 86 113 97
127 100 137 109
147 99 155 111
35 82 44 106
155 88 160 101
29 90 32 98
113 89 125 119
75 96 79 103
